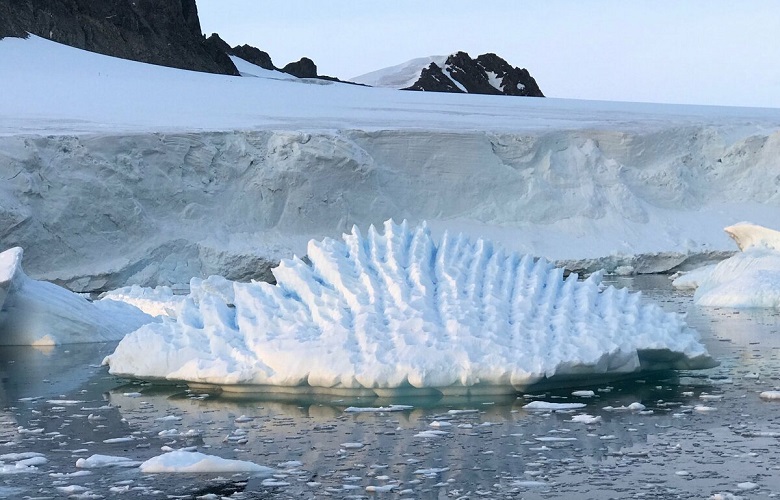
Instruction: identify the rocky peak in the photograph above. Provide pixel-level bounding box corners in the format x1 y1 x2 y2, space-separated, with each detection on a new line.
281 57 318 79
231 44 275 71
404 51 543 97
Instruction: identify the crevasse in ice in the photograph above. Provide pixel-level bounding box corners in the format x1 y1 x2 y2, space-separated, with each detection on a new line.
103 220 716 395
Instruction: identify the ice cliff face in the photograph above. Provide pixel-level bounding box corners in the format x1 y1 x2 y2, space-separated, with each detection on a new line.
1 126 780 291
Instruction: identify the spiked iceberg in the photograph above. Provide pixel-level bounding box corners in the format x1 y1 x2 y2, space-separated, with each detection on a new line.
103 220 716 395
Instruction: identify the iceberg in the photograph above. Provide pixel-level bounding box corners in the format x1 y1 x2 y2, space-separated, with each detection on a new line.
0 247 154 345
685 223 780 308
103 220 716 395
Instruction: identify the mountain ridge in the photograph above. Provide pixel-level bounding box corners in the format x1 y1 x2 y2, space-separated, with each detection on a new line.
354 51 544 97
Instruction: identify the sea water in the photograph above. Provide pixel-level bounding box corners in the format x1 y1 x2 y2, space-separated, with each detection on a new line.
1 275 779 499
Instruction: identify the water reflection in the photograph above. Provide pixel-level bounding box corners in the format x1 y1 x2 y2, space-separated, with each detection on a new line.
1 278 780 498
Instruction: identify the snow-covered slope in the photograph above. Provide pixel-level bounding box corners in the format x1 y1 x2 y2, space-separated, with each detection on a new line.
2 36 780 290
103 220 715 394
351 55 448 88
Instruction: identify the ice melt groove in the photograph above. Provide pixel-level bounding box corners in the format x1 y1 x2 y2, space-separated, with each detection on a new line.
104 220 715 395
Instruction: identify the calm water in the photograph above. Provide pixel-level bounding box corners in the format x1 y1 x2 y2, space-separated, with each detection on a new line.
1 275 780 499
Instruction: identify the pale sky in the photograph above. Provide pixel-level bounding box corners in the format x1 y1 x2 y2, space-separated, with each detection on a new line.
196 1 780 108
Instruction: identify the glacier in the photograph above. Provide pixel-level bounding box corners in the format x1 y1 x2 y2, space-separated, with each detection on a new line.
2 36 780 291
103 220 716 396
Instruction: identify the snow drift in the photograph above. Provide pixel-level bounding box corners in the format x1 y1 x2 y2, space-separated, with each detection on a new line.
0 247 153 345
103 220 716 396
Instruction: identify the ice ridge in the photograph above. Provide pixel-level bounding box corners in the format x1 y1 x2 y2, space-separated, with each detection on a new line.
104 220 716 395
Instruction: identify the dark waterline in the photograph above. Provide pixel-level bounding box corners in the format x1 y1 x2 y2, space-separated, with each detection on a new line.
1 275 779 499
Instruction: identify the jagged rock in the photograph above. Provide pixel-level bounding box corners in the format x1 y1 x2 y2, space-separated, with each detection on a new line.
409 63 465 93
231 43 275 70
282 57 317 78
405 51 543 97
205 32 232 54
475 53 543 97
0 0 238 75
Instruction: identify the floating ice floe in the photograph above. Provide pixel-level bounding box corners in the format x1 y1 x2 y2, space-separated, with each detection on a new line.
0 247 155 345
103 220 716 396
139 450 273 474
673 223 780 308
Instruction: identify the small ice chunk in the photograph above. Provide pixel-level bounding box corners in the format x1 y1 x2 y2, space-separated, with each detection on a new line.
76 454 141 468
523 401 587 411
139 450 273 473
759 391 780 400
570 414 601 424
571 390 595 397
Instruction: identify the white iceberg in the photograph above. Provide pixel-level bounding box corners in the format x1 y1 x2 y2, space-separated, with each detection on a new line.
678 223 780 308
103 220 715 395
139 450 273 474
0 247 154 345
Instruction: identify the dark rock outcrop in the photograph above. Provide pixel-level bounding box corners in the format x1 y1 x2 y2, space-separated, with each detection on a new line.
405 51 543 97
281 57 318 79
231 44 274 71
0 0 239 75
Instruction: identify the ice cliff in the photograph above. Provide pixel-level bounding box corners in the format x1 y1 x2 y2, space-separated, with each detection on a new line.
2 127 780 291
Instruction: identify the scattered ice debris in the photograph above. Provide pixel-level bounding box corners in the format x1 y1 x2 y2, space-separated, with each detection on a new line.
366 484 397 492
0 246 155 345
522 401 587 411
339 442 365 449
736 481 759 490
75 454 141 468
343 405 414 413
759 391 780 400
103 436 135 444
694 405 717 412
277 460 303 469
139 450 274 474
414 430 449 439
571 390 595 397
570 414 602 424
681 223 780 308
155 415 182 421
0 452 47 474
414 467 449 475
534 436 577 442
104 220 715 394
603 402 646 412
